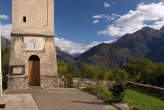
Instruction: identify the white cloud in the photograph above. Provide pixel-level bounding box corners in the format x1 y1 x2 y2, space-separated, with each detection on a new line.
0 14 9 20
55 37 116 55
93 15 104 19
93 20 99 24
99 2 164 37
85 41 101 49
0 23 12 39
93 14 120 21
93 14 120 24
104 2 110 8
55 37 86 54
0 14 11 39
104 39 116 43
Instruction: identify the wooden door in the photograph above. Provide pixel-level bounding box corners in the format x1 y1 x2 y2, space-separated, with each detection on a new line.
28 60 40 86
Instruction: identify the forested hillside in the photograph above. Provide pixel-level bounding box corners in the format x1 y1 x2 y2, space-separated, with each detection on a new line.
77 26 164 68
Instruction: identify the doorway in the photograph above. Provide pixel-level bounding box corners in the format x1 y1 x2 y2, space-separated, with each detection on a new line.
28 55 40 86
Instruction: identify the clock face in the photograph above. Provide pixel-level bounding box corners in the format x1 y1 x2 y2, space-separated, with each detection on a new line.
17 0 48 28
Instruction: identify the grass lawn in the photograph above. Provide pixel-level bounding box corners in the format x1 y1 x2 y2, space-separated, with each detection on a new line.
83 85 164 110
124 89 164 110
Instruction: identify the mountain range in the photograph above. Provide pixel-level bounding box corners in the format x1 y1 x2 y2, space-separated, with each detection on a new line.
76 26 164 68
56 47 74 63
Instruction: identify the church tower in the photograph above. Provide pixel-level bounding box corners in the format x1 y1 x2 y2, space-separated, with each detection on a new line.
8 0 59 89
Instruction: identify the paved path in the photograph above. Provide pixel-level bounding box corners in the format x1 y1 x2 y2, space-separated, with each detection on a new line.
0 94 38 110
7 88 117 110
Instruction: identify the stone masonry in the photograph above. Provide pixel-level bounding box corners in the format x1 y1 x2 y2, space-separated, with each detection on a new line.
8 0 59 90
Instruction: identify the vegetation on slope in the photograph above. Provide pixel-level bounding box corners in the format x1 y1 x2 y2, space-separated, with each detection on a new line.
77 26 164 68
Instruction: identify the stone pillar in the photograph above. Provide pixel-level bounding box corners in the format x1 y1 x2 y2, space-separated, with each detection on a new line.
0 34 2 97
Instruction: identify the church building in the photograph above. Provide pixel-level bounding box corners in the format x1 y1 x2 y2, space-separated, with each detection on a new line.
8 0 59 89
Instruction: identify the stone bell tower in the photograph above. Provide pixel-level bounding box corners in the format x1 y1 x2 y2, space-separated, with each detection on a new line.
8 0 59 89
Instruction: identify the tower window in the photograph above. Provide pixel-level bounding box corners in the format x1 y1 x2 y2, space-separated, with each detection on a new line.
23 16 26 23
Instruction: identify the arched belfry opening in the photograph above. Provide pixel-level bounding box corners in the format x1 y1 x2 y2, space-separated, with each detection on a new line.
28 55 40 86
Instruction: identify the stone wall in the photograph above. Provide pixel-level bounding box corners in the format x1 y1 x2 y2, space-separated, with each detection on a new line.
9 36 58 77
8 76 59 90
41 76 59 88
8 76 29 90
72 78 113 89
72 78 164 97
8 35 59 90
126 81 164 96
12 0 54 35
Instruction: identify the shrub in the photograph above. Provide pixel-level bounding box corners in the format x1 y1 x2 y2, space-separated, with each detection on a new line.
83 85 113 103
109 81 126 103
83 85 127 104
97 86 113 102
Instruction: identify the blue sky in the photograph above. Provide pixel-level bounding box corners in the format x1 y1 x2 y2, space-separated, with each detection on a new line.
1 0 164 54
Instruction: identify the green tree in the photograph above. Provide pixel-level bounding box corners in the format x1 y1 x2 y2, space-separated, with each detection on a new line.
57 60 69 75
123 59 154 83
68 64 81 77
152 63 164 87
81 63 100 79
98 68 112 80
112 68 129 81
2 46 10 89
